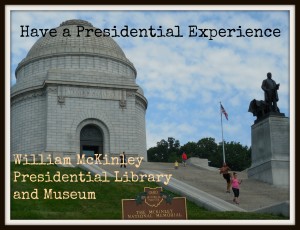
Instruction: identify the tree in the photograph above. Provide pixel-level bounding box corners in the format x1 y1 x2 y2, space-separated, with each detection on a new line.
223 141 251 171
147 137 251 171
168 137 175 150
147 146 160 162
156 139 169 162
167 137 180 163
147 137 180 162
197 137 218 159
168 152 180 163
174 140 180 149
180 142 198 158
147 139 168 162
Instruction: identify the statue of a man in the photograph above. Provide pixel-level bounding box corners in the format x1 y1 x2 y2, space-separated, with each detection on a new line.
261 72 280 113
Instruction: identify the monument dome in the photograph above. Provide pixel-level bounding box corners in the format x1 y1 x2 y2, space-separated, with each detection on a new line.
19 19 133 69
11 19 148 160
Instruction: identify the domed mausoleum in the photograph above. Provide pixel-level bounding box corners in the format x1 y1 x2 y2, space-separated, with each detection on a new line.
11 19 148 160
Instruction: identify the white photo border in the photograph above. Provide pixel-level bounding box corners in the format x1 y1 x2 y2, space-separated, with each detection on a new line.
5 4 295 226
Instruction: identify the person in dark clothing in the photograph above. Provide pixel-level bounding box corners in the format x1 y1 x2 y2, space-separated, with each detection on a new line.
120 152 127 168
219 162 231 193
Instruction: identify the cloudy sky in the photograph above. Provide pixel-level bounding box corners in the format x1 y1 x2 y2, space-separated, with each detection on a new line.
8 6 293 149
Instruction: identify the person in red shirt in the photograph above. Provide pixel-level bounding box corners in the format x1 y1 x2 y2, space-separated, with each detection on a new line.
182 152 188 167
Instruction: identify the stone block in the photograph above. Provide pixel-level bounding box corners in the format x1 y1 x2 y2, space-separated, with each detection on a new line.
248 115 289 187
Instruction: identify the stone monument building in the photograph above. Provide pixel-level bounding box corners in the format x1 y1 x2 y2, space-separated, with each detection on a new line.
11 19 148 160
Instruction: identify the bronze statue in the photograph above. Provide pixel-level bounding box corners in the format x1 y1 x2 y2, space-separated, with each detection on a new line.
261 72 280 113
248 99 267 118
248 72 283 122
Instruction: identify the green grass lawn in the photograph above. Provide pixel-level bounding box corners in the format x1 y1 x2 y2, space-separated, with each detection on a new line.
11 163 287 220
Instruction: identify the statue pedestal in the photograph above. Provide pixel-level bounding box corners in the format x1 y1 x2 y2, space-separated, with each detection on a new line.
247 115 289 187
254 111 285 124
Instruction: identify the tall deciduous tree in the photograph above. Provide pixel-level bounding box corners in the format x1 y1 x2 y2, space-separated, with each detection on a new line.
197 137 218 159
147 137 181 162
223 141 251 171
180 142 198 158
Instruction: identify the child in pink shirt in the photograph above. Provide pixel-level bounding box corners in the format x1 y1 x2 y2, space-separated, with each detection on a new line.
231 172 242 204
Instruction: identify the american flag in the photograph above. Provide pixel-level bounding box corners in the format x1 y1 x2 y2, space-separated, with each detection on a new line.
220 104 228 120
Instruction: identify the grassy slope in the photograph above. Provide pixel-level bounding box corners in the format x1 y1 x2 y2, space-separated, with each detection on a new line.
11 164 287 220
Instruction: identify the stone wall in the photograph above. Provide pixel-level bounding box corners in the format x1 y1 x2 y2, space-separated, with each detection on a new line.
42 85 147 159
11 91 46 155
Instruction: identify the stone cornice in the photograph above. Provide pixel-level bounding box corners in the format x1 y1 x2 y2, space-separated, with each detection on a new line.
11 80 139 99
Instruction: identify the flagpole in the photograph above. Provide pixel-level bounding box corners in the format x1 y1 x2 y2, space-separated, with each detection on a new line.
220 102 226 163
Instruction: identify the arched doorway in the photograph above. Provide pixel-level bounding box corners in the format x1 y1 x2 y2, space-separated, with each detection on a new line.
80 124 103 159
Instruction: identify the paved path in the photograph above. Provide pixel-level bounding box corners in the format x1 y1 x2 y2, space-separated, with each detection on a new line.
95 161 289 212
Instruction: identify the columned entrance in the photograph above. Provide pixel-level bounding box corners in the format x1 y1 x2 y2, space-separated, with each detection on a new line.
80 124 103 159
